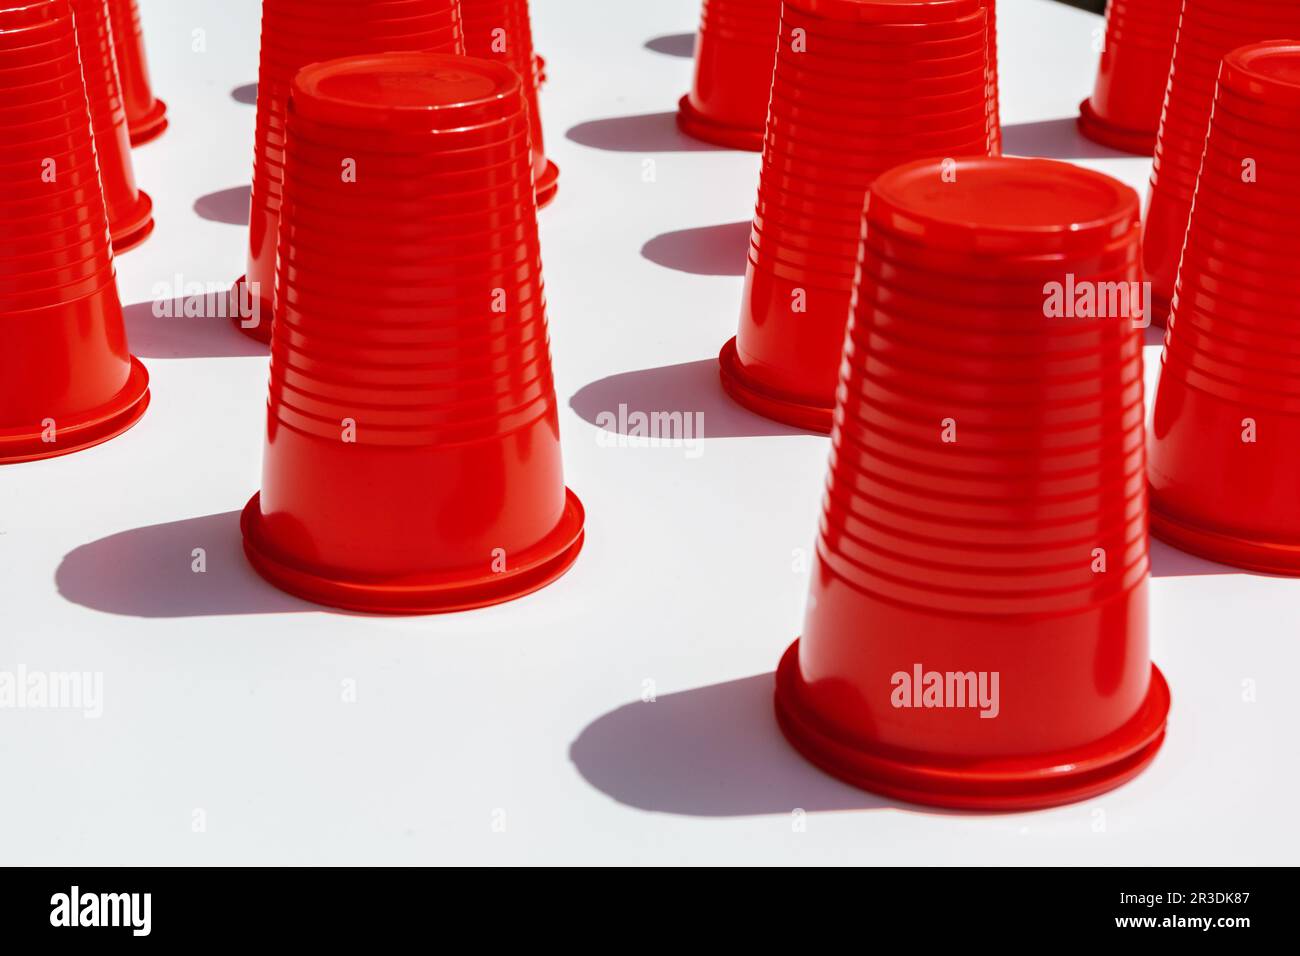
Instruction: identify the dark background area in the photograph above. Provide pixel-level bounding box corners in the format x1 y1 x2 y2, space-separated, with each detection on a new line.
1056 0 1106 12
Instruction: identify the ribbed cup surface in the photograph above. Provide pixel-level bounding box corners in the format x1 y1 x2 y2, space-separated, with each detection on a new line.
1148 42 1300 571
461 0 553 198
773 157 1166 809
679 0 783 146
724 0 994 426
1142 0 1300 314
248 53 576 596
243 0 465 329
105 0 164 142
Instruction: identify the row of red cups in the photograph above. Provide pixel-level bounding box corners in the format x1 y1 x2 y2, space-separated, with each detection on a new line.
1078 0 1183 154
235 0 557 347
1143 0 1300 324
678 0 1000 153
720 0 998 433
0 0 149 464
1148 40 1300 573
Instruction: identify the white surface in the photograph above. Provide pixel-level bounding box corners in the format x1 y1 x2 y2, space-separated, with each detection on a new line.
1 0 1295 866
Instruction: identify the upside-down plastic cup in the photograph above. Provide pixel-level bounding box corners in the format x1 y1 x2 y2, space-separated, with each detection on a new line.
240 52 584 613
105 0 164 144
232 0 466 346
720 0 996 433
1078 0 1183 154
1 0 149 464
773 155 1168 810
676 0 782 150
71 0 152 251
1148 41 1300 573
1142 0 1300 325
462 0 556 206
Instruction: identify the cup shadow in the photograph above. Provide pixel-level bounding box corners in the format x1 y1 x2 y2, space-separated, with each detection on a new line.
566 111 723 152
1001 118 1135 161
1148 536 1241 577
123 297 267 359
56 511 311 618
570 359 811 439
194 184 251 226
642 220 750 276
644 33 695 58
570 673 899 815
231 82 257 105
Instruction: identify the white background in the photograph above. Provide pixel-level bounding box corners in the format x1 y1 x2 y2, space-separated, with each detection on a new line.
1 0 1295 865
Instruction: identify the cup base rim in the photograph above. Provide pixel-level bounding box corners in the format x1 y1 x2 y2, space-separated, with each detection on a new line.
718 336 833 433
774 639 1170 811
1149 489 1300 576
127 98 168 147
1077 98 1158 156
536 159 560 208
109 188 155 254
228 275 273 345
240 487 586 614
0 355 150 464
676 94 764 152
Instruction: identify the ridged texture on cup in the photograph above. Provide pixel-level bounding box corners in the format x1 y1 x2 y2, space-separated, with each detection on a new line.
241 52 582 613
105 0 165 144
239 0 466 345
677 0 783 150
461 0 555 206
1143 0 1300 322
1149 41 1300 574
1079 0 1183 155
71 0 152 251
1 0 149 463
774 156 1168 810
721 0 996 432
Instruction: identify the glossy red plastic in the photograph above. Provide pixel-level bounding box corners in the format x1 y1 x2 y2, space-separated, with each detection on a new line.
1078 0 1182 154
1142 0 1300 325
676 0 782 150
721 0 994 433
233 0 466 346
105 0 165 144
240 52 583 613
462 0 556 207
1148 41 1300 573
71 0 152 251
0 0 149 464
774 156 1167 809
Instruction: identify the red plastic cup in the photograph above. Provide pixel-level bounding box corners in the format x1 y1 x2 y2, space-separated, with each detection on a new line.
0 0 149 464
461 0 556 206
71 0 152 251
240 52 584 613
1142 0 1300 325
676 0 782 150
1078 0 1183 154
105 0 165 144
233 0 466 346
774 155 1168 810
720 0 995 434
1148 41 1300 573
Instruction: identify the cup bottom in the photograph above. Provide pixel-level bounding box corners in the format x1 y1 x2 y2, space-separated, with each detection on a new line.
1149 487 1300 575
240 487 586 614
1077 97 1158 157
127 97 168 146
229 275 273 346
0 355 150 464
718 336 833 433
774 640 1170 811
109 188 154 253
675 93 764 152
536 159 560 209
